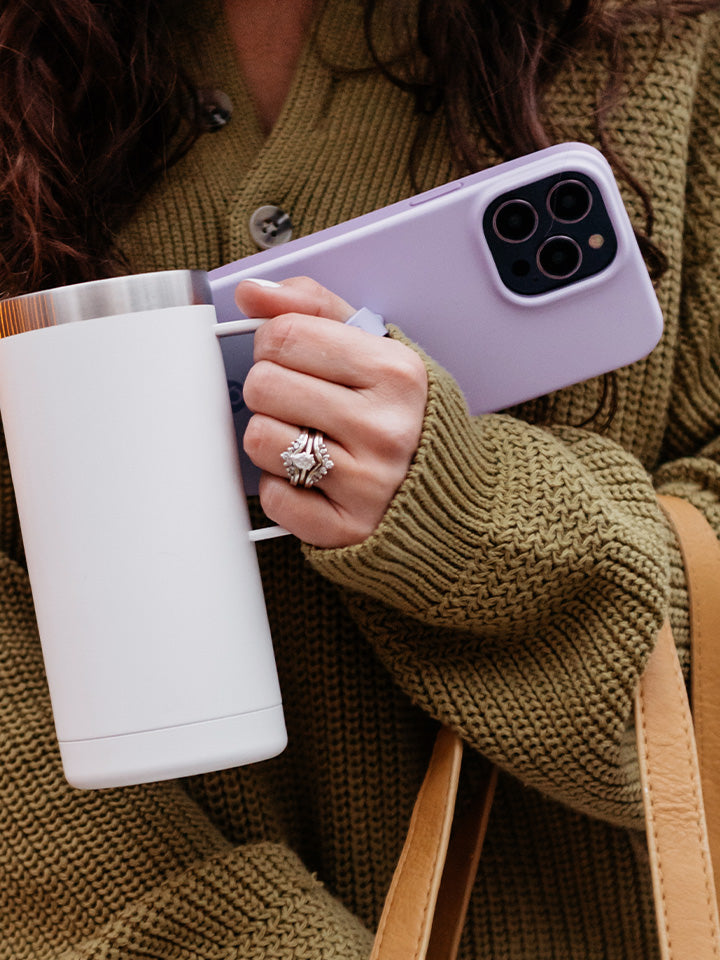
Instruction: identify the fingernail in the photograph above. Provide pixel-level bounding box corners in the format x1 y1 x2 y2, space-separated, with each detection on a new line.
241 277 282 288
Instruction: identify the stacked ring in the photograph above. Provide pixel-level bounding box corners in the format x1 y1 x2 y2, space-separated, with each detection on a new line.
281 428 334 488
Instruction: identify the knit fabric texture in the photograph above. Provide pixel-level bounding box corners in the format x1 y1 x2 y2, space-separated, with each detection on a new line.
1 1 719 957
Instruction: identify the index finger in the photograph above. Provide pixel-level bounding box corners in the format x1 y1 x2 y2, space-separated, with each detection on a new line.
253 312 397 389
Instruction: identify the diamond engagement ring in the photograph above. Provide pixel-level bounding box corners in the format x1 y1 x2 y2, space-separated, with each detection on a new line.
281 428 334 488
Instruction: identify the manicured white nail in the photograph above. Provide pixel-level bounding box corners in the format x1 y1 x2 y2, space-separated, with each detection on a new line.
242 277 282 288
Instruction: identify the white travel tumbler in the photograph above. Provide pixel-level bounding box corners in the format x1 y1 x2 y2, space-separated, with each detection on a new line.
0 271 287 789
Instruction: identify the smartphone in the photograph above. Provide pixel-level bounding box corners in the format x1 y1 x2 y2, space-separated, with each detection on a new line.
209 142 663 495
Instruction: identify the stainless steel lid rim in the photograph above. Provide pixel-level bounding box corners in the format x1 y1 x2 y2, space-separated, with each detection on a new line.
0 270 212 337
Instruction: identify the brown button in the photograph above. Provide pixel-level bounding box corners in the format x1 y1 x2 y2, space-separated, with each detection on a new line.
249 206 294 249
196 88 233 131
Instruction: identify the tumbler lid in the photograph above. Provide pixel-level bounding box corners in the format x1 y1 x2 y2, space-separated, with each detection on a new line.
0 270 212 338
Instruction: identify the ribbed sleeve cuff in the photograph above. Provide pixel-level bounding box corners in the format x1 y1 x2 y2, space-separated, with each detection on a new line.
306 341 495 611
306 337 669 640
59 843 372 960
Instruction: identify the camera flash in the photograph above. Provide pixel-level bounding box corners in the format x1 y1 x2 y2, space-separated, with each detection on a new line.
588 233 605 249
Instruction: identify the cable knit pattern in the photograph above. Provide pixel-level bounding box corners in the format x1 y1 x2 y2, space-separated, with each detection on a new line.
1 2 719 958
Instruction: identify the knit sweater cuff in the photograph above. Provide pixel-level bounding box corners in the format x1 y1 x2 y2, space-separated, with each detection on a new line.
58 842 372 960
305 341 500 611
306 338 669 639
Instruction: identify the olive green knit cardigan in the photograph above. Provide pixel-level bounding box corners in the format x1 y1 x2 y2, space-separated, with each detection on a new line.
1 2 719 958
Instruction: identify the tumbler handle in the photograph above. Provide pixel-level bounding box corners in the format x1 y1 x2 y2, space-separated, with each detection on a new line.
214 318 266 337
211 318 291 541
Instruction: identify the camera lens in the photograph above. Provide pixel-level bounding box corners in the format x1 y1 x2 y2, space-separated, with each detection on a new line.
547 179 592 223
493 199 538 243
537 236 582 279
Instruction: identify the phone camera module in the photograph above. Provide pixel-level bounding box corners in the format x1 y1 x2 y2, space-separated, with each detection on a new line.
537 236 582 279
547 179 592 223
493 199 538 243
482 170 617 295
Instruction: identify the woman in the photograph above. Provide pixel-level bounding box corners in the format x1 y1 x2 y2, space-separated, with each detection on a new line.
1 0 719 956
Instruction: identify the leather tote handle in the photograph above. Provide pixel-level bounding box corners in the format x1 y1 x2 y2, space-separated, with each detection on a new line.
659 494 720 885
370 495 720 960
425 763 498 960
369 727 497 960
635 619 720 960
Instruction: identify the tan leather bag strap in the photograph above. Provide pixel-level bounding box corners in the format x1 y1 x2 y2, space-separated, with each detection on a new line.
659 493 720 886
371 495 720 960
635 619 720 960
369 726 461 960
369 727 497 960
426 759 498 960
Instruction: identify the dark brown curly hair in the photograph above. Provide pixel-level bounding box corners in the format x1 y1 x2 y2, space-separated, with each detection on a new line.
0 0 717 299
0 0 195 296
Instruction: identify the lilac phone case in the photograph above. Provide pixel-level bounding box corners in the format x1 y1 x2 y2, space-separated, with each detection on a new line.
209 143 663 495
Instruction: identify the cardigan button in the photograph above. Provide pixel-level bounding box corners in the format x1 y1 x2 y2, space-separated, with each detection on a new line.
196 88 233 131
249 205 294 249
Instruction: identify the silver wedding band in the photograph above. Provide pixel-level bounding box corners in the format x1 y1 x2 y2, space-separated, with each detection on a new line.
281 428 334 488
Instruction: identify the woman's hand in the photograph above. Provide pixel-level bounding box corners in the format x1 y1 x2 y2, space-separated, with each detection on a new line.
234 277 428 548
